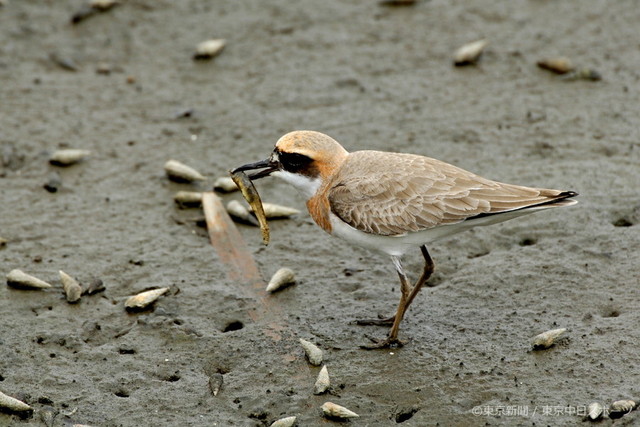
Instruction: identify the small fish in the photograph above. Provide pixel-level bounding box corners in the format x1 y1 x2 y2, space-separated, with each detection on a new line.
193 39 226 60
6 269 52 290
321 402 359 420
230 170 269 244
124 287 170 311
314 365 330 395
532 328 566 349
299 338 323 366
59 270 82 303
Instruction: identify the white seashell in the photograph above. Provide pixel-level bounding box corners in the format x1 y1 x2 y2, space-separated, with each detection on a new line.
314 365 330 395
164 160 206 182
610 399 636 414
49 149 91 166
299 338 323 366
59 270 82 303
270 416 296 427
532 328 566 349
90 0 119 11
213 176 239 193
586 402 604 420
174 191 203 207
537 57 574 74
0 390 32 412
226 200 259 226
266 268 296 293
6 269 52 290
453 39 488 66
321 402 359 420
194 39 226 60
250 203 301 219
209 373 223 397
124 287 170 310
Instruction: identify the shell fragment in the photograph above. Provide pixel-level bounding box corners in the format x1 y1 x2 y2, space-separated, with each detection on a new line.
125 287 170 311
6 269 52 290
226 200 259 226
532 328 566 349
0 390 32 413
314 365 330 395
266 268 296 293
586 402 604 421
213 176 239 193
609 399 636 417
164 160 206 182
59 270 82 303
174 191 203 207
193 39 226 60
537 57 574 74
453 39 488 66
270 416 296 427
321 402 359 420
49 149 90 166
299 338 323 366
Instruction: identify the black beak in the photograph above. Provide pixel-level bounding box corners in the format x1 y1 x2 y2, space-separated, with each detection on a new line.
230 157 279 180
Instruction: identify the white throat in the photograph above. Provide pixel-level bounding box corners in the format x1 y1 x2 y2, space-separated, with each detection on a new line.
272 170 321 200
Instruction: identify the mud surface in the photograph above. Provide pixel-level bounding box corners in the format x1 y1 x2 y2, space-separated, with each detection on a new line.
1 1 639 426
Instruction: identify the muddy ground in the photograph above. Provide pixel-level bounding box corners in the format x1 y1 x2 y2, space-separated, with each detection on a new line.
1 0 639 426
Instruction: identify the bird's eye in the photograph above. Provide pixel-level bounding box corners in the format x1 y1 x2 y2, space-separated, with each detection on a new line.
278 152 312 172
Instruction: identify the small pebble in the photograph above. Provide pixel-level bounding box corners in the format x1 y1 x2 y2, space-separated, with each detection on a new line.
83 278 105 295
43 172 62 193
6 269 52 290
299 338 323 366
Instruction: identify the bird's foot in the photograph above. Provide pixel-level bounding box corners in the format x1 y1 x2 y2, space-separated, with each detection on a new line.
360 334 408 350
354 314 395 326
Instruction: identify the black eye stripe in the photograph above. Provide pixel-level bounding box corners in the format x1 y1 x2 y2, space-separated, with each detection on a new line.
278 152 312 171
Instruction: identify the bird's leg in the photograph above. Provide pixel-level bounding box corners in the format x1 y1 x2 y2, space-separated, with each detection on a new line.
361 246 434 349
356 246 434 327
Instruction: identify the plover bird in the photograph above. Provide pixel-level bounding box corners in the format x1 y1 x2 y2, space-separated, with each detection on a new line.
232 131 578 348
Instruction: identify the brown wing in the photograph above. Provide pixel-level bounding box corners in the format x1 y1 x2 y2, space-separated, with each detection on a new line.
327 151 571 236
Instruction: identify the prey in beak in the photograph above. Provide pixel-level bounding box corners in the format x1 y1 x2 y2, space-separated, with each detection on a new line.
230 155 279 180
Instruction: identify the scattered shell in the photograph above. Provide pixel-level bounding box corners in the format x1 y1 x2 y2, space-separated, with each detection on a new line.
208 373 223 397
532 328 566 349
83 278 105 295
124 287 170 311
6 269 52 290
230 170 269 244
174 191 203 207
561 68 602 81
537 57 574 74
586 402 604 421
453 39 488 66
609 399 636 416
59 270 82 303
299 338 323 366
193 39 226 60
250 203 301 219
270 416 297 427
49 149 90 166
164 160 206 182
266 268 296 293
0 390 32 413
321 402 359 420
213 176 239 193
226 200 259 226
314 365 330 395
89 0 119 11
49 53 78 71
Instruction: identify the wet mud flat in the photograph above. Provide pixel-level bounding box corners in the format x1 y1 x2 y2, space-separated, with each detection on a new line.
1 0 639 426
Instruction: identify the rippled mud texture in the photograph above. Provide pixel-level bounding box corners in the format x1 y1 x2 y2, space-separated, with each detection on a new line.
1 0 639 426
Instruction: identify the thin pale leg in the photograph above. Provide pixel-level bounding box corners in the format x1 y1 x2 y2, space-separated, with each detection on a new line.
356 246 434 326
361 246 435 349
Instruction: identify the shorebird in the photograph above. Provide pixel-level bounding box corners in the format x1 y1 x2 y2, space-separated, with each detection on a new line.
232 131 578 348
